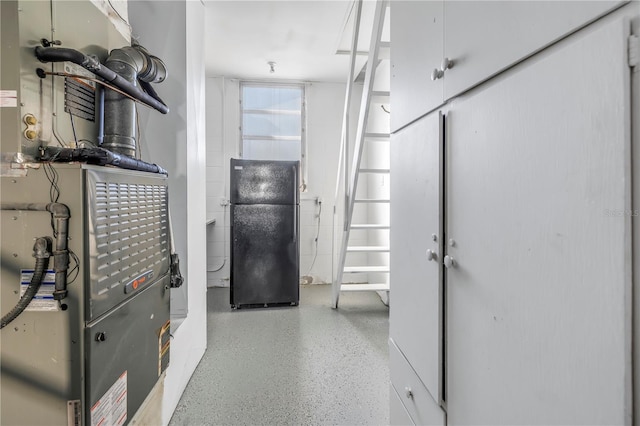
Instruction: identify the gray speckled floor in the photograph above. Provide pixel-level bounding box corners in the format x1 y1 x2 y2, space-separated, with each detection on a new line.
169 285 389 426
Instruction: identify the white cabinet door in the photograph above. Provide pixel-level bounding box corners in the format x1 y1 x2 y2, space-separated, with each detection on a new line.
446 18 631 424
443 0 626 100
390 0 443 132
390 111 444 405
390 339 446 426
390 385 415 426
633 13 640 425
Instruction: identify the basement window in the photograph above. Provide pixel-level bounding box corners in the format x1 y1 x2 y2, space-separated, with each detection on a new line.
240 82 307 188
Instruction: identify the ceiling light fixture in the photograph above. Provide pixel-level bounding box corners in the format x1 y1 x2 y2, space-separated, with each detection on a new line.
268 61 276 73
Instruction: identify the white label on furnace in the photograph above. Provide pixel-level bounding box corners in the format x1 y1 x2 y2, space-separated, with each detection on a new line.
0 90 17 107
91 371 127 426
234 166 243 170
20 269 59 311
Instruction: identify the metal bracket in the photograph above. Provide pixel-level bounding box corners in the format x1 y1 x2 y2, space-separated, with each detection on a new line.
170 253 184 288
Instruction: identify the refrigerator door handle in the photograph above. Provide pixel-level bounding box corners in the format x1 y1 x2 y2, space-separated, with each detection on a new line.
293 206 297 242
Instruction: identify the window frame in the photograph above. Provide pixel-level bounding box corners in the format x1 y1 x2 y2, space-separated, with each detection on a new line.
239 81 307 190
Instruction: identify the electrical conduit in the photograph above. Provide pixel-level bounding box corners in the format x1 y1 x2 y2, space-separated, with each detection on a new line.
0 237 52 329
1 202 71 300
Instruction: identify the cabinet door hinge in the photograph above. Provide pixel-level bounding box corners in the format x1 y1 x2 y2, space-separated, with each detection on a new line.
629 34 639 68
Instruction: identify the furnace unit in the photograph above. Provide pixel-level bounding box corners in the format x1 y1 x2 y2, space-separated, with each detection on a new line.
0 1 180 424
1 165 171 425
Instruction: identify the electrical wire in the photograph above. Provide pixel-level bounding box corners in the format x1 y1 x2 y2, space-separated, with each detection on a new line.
43 163 60 204
207 204 227 272
43 162 61 237
40 69 66 148
51 108 68 147
68 112 78 145
306 200 322 276
52 132 67 147
381 105 390 114
67 250 80 284
107 0 133 33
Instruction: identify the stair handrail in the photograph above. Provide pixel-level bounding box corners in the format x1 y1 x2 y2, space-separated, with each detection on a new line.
332 0 364 303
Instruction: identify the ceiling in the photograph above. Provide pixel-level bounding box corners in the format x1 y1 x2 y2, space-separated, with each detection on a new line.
203 0 382 83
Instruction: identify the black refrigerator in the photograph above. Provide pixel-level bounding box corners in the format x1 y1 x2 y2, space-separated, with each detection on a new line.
230 159 300 308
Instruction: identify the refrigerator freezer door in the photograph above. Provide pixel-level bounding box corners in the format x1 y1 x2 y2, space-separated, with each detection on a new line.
231 204 299 307
230 159 299 205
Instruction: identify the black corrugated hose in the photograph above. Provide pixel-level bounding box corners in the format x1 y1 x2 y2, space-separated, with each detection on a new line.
0 237 53 329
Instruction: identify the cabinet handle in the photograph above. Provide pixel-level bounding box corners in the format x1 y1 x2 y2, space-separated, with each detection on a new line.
426 249 437 262
444 255 456 269
441 57 454 71
405 387 414 399
431 68 444 81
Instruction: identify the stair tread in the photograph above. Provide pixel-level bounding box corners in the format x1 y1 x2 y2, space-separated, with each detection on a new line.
354 198 390 203
347 246 390 252
341 283 390 292
371 91 390 104
351 224 390 229
344 266 390 273
359 168 390 173
379 42 391 60
364 132 390 139
353 42 391 82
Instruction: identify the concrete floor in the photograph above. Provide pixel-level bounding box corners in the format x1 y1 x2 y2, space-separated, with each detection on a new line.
169 285 390 426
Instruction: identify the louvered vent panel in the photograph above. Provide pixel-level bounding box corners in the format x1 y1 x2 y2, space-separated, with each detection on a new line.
64 77 96 122
90 178 169 319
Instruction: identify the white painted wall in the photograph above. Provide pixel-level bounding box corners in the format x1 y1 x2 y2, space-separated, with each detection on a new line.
128 1 207 424
205 78 348 286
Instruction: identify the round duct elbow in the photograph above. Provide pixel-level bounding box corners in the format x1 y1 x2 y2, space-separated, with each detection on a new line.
102 45 167 157
134 44 167 83
106 45 167 83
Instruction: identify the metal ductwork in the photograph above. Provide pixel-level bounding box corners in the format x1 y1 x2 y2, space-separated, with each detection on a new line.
34 45 169 114
34 43 168 158
103 45 167 157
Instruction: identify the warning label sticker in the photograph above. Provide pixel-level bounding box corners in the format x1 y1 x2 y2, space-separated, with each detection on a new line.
91 371 127 426
0 90 17 107
20 269 59 312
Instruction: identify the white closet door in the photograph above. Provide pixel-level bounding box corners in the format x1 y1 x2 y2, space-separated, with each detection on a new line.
390 0 444 132
390 111 444 405
442 0 626 101
446 18 631 424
